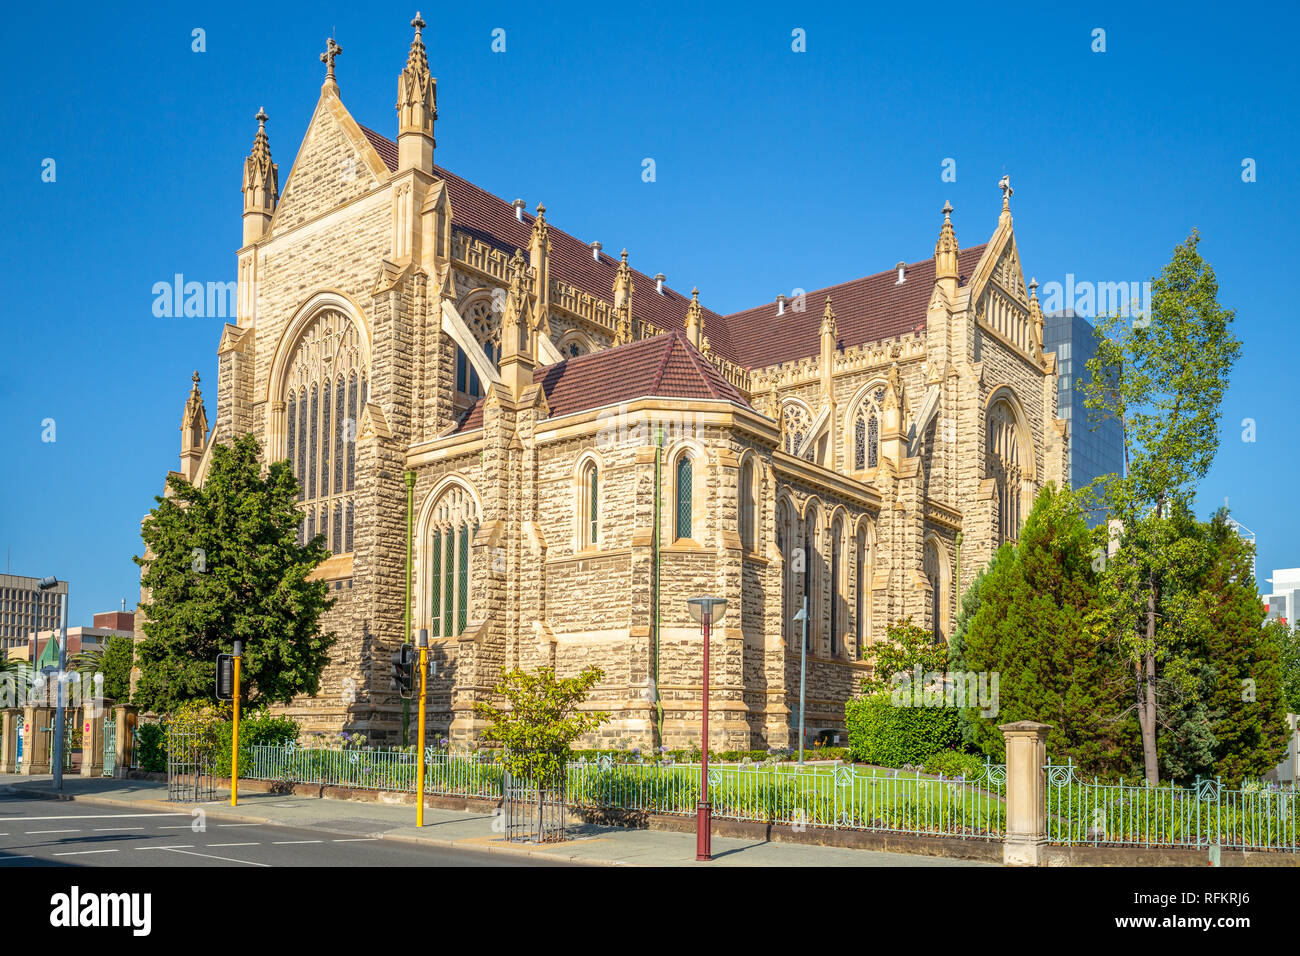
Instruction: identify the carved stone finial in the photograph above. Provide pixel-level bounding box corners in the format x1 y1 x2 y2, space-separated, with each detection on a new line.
935 199 959 281
192 370 200 386
320 37 343 84
821 295 836 338
998 175 1013 218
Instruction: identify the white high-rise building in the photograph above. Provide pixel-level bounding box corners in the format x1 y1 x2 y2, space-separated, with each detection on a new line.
1263 568 1300 626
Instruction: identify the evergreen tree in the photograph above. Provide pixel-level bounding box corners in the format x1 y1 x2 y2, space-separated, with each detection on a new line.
961 484 1138 775
133 434 335 712
1189 513 1289 784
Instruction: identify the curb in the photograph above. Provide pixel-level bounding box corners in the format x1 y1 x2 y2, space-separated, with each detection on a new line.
2 784 614 866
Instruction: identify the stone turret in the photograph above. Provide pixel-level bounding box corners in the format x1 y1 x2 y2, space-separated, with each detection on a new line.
396 12 436 173
241 109 278 245
934 200 959 301
612 249 635 344
179 371 208 481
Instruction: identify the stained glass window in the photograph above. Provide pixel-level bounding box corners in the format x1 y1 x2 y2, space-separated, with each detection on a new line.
675 456 693 540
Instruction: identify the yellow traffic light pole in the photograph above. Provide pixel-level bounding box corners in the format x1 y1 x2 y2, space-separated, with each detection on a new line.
416 630 428 827
231 640 242 808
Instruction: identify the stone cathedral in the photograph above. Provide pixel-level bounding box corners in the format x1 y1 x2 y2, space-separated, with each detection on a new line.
155 15 1067 748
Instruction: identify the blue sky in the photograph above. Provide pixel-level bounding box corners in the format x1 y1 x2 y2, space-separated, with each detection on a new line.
1 1 1296 623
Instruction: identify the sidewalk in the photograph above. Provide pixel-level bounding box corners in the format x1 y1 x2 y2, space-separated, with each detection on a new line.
0 774 992 867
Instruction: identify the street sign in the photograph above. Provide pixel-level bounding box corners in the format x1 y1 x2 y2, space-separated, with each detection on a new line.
216 653 235 700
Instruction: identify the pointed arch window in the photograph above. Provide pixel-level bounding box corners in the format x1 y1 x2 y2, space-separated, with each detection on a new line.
283 309 367 554
987 398 1027 546
781 402 814 459
855 525 870 658
803 506 821 652
457 297 502 400
851 387 886 471
739 458 757 551
428 484 479 638
923 535 951 642
777 499 794 642
830 517 845 657
674 455 694 541
578 458 600 549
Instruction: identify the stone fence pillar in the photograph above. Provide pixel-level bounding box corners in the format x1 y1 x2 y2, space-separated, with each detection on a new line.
1000 720 1051 866
0 709 19 773
20 705 53 775
113 704 139 778
79 699 113 777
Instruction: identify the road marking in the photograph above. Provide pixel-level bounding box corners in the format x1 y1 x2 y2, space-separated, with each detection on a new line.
95 827 144 831
206 842 259 848
332 838 378 842
272 840 322 845
2 813 192 821
137 845 195 851
216 823 264 828
54 849 119 857
153 847 270 867
26 829 80 834
158 825 197 830
0 856 35 862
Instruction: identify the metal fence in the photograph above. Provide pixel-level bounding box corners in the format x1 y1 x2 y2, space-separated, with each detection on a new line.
241 744 1007 839
167 729 216 803
1045 759 1300 851
504 771 566 843
246 743 503 798
567 759 1007 838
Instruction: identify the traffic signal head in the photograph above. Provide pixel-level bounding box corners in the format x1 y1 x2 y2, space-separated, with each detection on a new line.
389 646 414 699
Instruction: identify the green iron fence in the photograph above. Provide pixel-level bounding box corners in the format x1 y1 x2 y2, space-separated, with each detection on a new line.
566 758 1007 837
242 745 1006 839
1045 759 1299 851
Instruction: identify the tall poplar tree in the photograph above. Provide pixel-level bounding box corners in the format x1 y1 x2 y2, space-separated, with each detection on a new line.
1080 231 1242 783
133 434 336 712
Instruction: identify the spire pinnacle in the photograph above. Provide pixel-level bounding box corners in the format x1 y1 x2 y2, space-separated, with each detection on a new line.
243 108 278 241
396 12 436 168
934 199 959 283
684 286 703 348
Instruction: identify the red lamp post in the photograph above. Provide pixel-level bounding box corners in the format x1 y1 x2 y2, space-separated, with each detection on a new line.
687 596 727 862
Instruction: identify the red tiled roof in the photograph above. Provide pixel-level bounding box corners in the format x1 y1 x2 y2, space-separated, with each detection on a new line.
359 125 985 372
452 330 751 433
359 125 738 360
720 245 987 369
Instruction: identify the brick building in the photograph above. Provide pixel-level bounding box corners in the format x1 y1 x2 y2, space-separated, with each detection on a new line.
144 16 1067 748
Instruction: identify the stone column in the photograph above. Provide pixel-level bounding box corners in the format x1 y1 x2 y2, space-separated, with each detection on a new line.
20 705 53 775
113 704 139 777
80 700 112 777
1000 720 1050 865
0 709 19 772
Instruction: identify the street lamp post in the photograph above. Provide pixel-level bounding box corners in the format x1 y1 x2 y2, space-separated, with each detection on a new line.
793 598 808 765
37 577 67 792
687 596 726 863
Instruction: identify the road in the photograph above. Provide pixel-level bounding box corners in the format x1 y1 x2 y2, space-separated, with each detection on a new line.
0 793 565 867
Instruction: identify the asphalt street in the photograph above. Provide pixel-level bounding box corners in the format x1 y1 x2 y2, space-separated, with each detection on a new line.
0 793 564 867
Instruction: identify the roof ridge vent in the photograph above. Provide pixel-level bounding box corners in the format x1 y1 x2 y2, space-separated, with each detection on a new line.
895 261 907 285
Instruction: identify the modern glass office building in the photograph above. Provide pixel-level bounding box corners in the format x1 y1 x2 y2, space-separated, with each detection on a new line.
1042 310 1125 524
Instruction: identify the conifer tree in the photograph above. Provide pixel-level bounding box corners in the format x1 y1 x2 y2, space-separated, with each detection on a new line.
961 485 1138 775
133 433 335 712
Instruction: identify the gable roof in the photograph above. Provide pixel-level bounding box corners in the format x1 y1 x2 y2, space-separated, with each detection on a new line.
359 125 984 372
721 245 987 369
452 329 751 433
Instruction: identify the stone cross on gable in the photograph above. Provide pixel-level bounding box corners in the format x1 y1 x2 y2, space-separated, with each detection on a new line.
320 37 343 81
999 175 1013 210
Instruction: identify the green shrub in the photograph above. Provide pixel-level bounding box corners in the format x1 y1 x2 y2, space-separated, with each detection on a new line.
922 749 984 779
136 722 166 772
846 691 960 767
213 711 300 778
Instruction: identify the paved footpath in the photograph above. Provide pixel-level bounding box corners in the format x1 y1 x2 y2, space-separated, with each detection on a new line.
0 775 991 867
